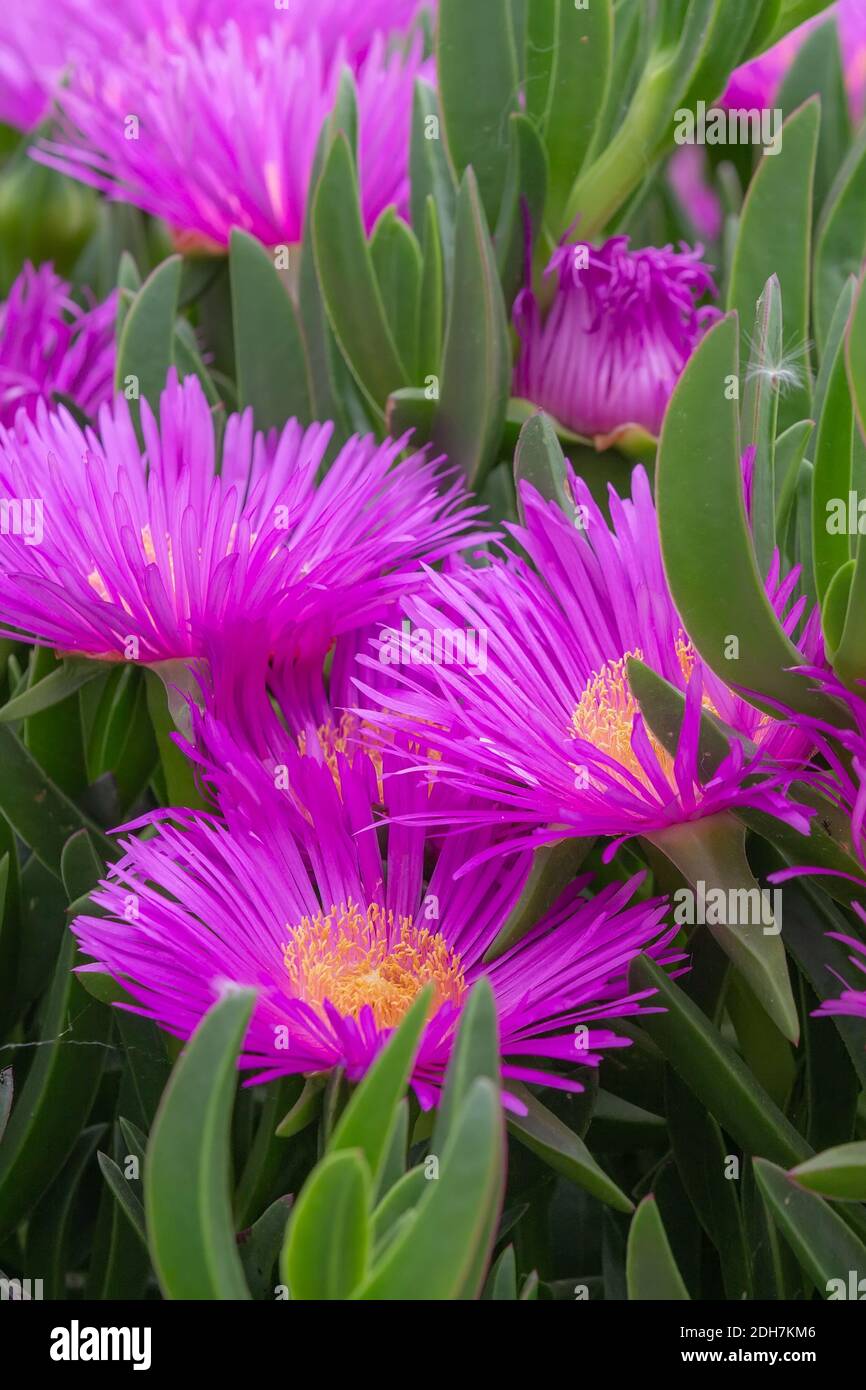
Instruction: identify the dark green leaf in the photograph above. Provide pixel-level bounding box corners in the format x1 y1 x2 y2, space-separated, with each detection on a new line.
815 127 866 355
437 0 519 225
791 1143 866 1201
432 169 511 485
144 990 255 1299
229 228 311 429
98 1150 147 1246
0 930 110 1238
312 134 409 413
357 1077 504 1300
370 210 423 383
727 100 820 428
0 722 113 875
626 1196 690 1300
0 657 101 723
627 954 810 1168
532 0 613 228
328 986 430 1184
754 1157 866 1294
666 1069 751 1299
657 312 834 719
114 255 182 427
410 81 456 284
507 1082 633 1213
281 1149 371 1300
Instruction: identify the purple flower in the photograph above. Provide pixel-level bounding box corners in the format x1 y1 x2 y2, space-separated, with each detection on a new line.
357 464 821 858
57 0 426 66
768 668 866 1028
71 736 680 1110
0 370 482 664
513 237 721 443
0 8 70 130
0 263 116 429
34 22 428 253
0 0 425 131
724 0 866 124
813 934 866 1023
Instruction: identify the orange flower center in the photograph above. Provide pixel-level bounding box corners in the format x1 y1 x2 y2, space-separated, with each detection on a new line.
569 637 713 789
283 901 466 1028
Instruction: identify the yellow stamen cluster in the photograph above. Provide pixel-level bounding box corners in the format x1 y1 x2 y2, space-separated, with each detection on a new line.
283 901 466 1028
569 636 714 789
297 713 384 799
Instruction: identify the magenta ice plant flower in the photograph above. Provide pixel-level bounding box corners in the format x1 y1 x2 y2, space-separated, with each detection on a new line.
513 237 721 444
768 668 866 1029
34 21 428 252
723 0 866 123
56 0 427 65
1 0 426 131
0 370 483 665
0 262 115 429
71 733 680 1110
357 463 822 859
0 7 70 130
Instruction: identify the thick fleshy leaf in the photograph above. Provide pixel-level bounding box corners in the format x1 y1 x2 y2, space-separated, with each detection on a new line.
485 1244 518 1301
494 112 548 307
282 1149 371 1300
527 0 613 228
485 838 591 962
24 1123 106 1300
0 657 101 724
410 81 456 285
742 276 782 577
657 312 833 719
562 0 736 237
418 198 445 381
370 210 423 384
356 1078 504 1300
754 1157 866 1294
815 126 866 355
430 978 503 1298
512 411 574 526
665 1069 751 1299
0 720 114 874
144 990 254 1300
275 1075 326 1139
774 873 866 1089
776 18 850 217
372 1165 426 1247
312 134 409 413
98 1150 147 1246
727 100 819 429
774 418 815 529
626 1196 690 1300
0 929 110 1239
813 293 854 605
328 987 430 1185
238 1195 293 1301
790 1143 866 1201
507 1082 633 1213
229 228 311 430
648 815 799 1043
628 955 810 1168
114 254 182 429
22 646 87 799
847 264 866 468
437 0 519 226
431 978 499 1157
144 667 208 812
431 169 511 485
